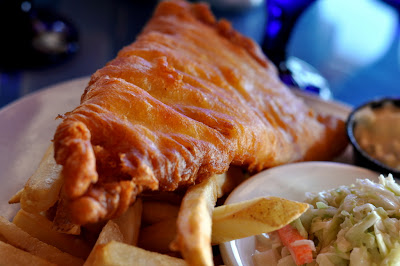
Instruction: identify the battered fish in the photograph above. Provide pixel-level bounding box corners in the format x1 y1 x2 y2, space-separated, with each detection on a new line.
54 0 347 224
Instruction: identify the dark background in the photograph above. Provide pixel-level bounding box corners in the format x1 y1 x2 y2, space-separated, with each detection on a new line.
0 0 399 108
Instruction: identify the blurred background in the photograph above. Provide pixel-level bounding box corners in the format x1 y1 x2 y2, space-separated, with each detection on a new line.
0 0 399 108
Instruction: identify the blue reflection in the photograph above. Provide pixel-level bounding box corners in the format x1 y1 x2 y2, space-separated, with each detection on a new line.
267 20 282 38
20 1 31 13
287 0 399 105
53 21 66 33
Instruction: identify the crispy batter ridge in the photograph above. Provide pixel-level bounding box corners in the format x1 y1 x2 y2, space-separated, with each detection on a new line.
53 0 347 224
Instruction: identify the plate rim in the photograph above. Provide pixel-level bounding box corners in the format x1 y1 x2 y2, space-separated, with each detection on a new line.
0 76 89 114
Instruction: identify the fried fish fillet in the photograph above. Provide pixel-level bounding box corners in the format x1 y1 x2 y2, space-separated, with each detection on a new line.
53 0 347 224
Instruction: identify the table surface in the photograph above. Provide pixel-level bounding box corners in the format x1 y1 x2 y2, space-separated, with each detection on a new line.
0 0 399 109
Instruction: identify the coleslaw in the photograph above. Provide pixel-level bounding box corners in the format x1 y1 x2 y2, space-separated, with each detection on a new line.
253 174 400 265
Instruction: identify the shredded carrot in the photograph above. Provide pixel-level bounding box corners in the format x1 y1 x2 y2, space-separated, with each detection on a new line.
278 224 313 265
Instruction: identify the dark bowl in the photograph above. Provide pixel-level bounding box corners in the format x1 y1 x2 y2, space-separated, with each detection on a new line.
346 97 400 177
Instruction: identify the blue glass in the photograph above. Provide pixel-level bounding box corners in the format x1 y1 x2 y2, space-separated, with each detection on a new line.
263 0 315 64
262 0 332 99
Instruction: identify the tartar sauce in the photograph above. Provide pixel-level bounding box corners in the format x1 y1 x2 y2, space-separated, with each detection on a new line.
354 102 400 170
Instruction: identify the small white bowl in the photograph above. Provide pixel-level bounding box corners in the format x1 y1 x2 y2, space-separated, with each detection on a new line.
220 161 379 266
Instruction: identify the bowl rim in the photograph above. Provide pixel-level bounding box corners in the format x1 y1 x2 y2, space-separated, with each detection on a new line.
346 97 400 175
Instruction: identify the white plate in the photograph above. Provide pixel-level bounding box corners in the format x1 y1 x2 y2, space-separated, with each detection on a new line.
0 78 351 220
219 162 379 266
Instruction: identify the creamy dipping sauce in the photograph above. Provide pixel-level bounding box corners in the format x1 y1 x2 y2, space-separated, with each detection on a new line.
354 102 400 170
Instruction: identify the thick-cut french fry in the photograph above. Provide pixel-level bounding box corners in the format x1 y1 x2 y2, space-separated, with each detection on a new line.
89 241 187 266
113 198 142 245
84 220 124 266
171 168 246 265
138 217 177 253
142 201 179 225
8 188 23 204
94 220 124 245
52 197 81 235
211 197 309 244
170 173 227 266
0 216 84 266
12 209 91 258
0 240 56 266
19 144 63 214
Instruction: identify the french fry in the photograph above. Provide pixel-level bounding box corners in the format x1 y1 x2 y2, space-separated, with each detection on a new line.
170 167 246 265
0 240 56 266
113 198 143 245
211 197 309 244
12 209 91 258
52 197 81 235
8 188 23 204
93 220 124 245
19 144 63 214
138 217 177 253
84 220 124 266
141 201 179 225
0 216 84 266
88 241 187 266
170 173 227 266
